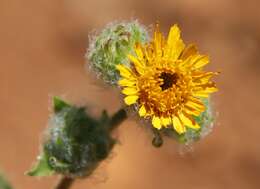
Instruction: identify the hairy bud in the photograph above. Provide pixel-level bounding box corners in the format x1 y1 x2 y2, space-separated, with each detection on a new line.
86 21 148 84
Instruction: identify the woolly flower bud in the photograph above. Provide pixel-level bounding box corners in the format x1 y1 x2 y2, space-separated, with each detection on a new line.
86 21 148 84
27 97 126 178
0 171 12 189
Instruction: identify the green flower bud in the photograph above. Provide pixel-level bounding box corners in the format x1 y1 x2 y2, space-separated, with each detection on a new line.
86 21 148 84
0 172 12 189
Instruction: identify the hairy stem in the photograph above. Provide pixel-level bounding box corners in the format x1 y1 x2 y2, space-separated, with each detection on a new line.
54 177 74 189
108 108 127 131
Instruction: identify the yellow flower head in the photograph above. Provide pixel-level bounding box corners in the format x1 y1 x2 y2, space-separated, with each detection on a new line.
116 24 218 134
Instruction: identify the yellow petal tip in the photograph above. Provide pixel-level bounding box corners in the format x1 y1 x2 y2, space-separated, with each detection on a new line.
152 116 162 130
172 116 186 134
138 105 146 117
124 95 138 105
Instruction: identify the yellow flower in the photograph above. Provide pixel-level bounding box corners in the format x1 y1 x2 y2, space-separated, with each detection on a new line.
116 24 218 134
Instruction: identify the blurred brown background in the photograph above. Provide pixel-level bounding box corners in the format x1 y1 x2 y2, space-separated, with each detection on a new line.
2 0 260 188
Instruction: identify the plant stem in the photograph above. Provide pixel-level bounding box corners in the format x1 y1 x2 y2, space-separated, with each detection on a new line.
108 108 127 131
54 177 74 189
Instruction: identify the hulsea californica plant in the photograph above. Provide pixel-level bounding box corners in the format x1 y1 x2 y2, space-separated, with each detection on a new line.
27 20 219 189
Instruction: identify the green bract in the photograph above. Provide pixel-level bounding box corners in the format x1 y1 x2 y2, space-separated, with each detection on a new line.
160 98 214 145
87 21 148 84
0 172 12 189
27 97 126 177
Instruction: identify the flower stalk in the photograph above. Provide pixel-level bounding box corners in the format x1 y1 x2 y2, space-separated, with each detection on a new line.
54 177 74 189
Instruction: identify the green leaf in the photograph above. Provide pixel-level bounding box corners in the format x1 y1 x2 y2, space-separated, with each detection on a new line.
26 152 54 177
53 96 70 113
0 173 12 189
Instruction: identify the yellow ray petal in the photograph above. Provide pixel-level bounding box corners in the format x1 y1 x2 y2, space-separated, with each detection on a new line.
124 95 139 105
154 23 164 57
128 54 145 75
173 40 185 61
192 71 219 78
206 87 218 93
193 91 210 98
172 116 186 134
152 116 162 129
184 106 202 116
179 56 192 68
161 117 171 127
167 25 181 47
185 103 204 113
180 44 198 60
122 87 138 95
193 82 217 91
193 86 218 97
135 43 145 61
116 64 135 79
186 97 205 111
138 105 147 117
192 55 209 69
144 44 155 63
179 113 200 130
193 72 219 84
128 54 141 64
166 24 185 60
118 79 136 87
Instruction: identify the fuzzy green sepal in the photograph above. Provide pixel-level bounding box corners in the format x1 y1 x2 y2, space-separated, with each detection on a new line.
27 97 126 177
161 98 214 145
0 172 13 189
87 21 148 84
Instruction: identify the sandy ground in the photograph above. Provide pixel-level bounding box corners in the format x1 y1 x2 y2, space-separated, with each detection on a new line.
1 0 260 188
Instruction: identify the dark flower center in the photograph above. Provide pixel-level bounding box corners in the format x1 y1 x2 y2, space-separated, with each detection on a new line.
159 72 179 91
